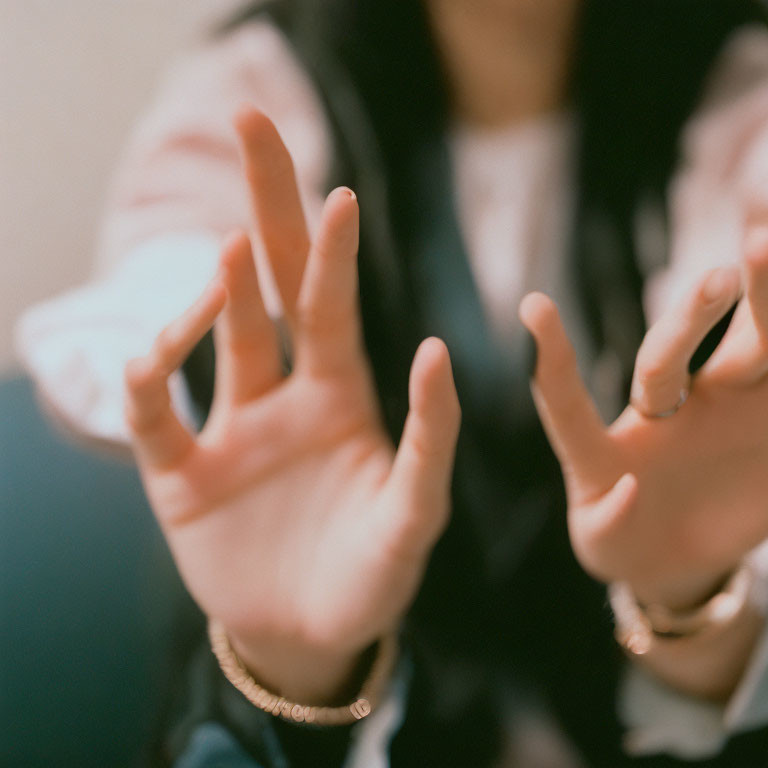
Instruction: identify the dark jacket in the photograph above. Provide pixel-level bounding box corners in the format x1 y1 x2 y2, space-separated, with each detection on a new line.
172 2 768 766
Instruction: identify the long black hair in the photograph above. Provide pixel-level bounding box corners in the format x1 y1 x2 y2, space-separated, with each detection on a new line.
218 0 766 236
175 5 768 764
183 0 767 424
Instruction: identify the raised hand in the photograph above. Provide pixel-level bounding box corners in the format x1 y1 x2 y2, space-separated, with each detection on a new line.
124 110 460 704
520 228 768 613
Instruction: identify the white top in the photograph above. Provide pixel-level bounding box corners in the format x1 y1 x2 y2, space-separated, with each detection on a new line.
15 18 768 766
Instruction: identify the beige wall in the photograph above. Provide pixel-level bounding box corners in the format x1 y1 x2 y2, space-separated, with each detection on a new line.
0 0 243 375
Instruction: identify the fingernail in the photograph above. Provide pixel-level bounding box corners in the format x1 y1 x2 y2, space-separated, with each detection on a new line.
524 329 537 379
342 187 356 200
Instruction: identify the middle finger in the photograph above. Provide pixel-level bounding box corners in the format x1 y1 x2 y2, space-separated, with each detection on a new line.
235 108 310 324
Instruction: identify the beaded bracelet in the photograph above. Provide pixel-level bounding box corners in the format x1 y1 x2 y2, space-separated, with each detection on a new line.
208 619 398 726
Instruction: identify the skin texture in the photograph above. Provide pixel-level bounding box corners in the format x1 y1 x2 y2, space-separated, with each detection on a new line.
124 4 768 706
127 110 768 707
518 238 768 698
124 110 461 705
427 0 579 126
519 245 768 614
428 0 768 700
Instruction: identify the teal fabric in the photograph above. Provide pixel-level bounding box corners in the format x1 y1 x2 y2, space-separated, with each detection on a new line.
0 376 202 767
175 723 267 768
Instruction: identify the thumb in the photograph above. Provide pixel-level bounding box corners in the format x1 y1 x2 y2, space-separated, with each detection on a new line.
578 472 639 530
387 338 461 554
571 472 639 581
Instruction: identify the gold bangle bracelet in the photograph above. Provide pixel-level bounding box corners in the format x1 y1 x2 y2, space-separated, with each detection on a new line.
609 564 754 656
208 620 398 726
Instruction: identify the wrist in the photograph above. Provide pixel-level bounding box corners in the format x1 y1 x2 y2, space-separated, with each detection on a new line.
210 620 399 725
228 630 375 707
610 563 763 700
629 568 735 613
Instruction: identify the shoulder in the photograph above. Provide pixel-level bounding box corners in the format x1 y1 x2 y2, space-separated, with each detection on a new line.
99 17 334 264
135 18 332 195
646 26 768 319
678 24 768 189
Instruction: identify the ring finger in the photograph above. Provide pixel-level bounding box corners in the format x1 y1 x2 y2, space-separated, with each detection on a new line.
630 266 740 417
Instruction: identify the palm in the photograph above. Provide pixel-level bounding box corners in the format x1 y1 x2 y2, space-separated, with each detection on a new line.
154 374 409 653
126 110 459 664
610 378 768 583
520 244 768 608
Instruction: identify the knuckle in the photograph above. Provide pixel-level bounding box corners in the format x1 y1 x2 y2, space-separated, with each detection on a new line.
746 238 768 270
153 327 176 359
312 236 335 265
548 348 573 377
124 357 155 393
298 300 349 339
124 394 168 434
225 333 262 359
409 431 442 462
543 344 577 384
123 405 148 435
696 271 719 301
633 353 668 387
753 331 768 359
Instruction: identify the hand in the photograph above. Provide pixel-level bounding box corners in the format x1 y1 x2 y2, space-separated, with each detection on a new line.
519 227 768 612
124 110 460 704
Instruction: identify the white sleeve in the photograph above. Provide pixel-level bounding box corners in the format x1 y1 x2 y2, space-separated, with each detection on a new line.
14 20 330 444
620 541 768 758
624 26 768 758
14 233 220 442
344 660 410 768
644 25 768 322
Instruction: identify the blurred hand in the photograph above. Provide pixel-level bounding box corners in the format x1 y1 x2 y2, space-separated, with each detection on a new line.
520 229 768 612
124 110 460 704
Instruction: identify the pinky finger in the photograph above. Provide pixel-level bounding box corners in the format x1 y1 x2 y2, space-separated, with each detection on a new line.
124 278 226 468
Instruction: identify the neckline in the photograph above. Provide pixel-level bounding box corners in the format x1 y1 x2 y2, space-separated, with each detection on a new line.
450 109 573 151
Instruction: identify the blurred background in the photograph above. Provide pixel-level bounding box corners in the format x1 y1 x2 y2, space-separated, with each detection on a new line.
1 4 242 765
0 0 242 375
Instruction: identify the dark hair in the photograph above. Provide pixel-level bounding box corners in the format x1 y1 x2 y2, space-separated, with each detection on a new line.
179 0 767 433
206 0 767 398
572 0 766 366
221 0 766 208
179 7 768 762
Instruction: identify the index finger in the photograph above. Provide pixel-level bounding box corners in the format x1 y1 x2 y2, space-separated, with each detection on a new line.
125 278 226 469
519 292 609 498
